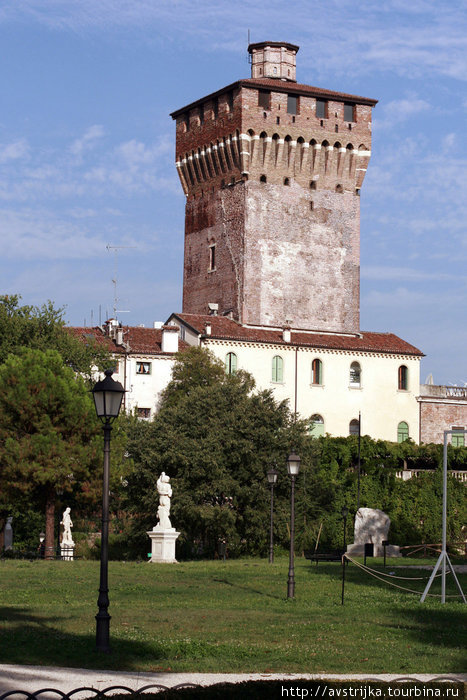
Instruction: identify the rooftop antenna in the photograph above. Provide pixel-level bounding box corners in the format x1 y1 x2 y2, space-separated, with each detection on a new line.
247 29 252 64
106 244 136 321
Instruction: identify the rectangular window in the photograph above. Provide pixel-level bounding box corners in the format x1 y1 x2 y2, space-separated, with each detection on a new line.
316 99 327 119
344 103 355 122
136 361 151 375
213 98 218 119
287 94 298 115
272 356 283 383
137 407 151 419
452 427 465 447
209 244 216 271
199 106 204 125
227 91 234 112
258 90 271 110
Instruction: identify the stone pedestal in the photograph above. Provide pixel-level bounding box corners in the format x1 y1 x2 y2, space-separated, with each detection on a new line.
346 543 401 558
147 527 180 563
60 544 75 561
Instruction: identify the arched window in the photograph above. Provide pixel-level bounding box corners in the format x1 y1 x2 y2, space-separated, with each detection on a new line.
225 352 237 375
309 414 324 438
349 419 360 436
272 355 283 383
398 365 408 390
260 174 267 183
311 358 323 385
397 421 409 443
349 361 361 387
284 177 290 186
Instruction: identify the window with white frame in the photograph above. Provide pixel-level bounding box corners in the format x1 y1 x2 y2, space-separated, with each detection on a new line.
136 361 151 375
349 361 361 387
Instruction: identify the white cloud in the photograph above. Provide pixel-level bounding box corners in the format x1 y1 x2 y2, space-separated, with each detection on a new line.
1 0 467 82
70 125 105 157
0 138 29 163
361 266 458 282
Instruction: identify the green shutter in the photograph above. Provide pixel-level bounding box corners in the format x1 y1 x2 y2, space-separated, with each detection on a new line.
272 356 283 383
397 421 409 443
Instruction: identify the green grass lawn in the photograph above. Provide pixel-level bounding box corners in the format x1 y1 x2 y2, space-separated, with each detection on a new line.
0 557 465 674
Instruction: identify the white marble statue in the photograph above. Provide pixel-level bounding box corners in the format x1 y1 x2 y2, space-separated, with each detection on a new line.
60 507 74 546
353 507 390 545
156 472 173 530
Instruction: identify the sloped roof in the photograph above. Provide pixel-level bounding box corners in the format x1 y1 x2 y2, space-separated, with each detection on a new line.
171 313 424 356
66 325 188 356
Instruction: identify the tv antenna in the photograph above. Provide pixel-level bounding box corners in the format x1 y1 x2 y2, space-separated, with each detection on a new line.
106 244 136 321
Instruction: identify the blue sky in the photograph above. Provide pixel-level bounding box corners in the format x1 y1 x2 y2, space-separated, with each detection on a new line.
0 0 466 385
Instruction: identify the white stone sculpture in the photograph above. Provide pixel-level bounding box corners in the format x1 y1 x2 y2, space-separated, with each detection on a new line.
156 472 172 530
346 507 400 557
60 507 75 561
147 472 180 563
353 507 390 544
60 507 74 545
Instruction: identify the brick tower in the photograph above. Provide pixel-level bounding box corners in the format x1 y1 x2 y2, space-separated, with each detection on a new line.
171 41 377 333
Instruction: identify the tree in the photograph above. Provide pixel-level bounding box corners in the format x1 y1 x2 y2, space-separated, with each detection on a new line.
0 294 110 378
124 347 307 557
0 348 101 557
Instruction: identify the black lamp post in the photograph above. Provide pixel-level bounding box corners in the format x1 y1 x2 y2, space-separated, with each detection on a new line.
341 506 349 553
92 369 125 653
266 468 278 564
286 451 300 599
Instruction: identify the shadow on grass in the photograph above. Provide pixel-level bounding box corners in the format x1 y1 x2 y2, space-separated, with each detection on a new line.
0 606 186 672
211 577 282 600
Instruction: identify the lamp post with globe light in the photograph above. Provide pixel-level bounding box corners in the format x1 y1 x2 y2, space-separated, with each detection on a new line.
91 369 125 653
286 451 301 599
266 468 278 564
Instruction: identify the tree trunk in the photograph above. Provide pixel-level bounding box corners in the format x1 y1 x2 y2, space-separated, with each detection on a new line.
45 494 55 560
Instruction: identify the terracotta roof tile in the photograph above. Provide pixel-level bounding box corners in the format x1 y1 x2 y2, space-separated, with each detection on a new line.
172 314 424 356
67 325 188 356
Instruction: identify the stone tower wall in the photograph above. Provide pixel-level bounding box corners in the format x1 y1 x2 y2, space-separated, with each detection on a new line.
173 56 374 331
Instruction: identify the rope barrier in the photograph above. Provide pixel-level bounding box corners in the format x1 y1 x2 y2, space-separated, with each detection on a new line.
343 555 463 598
346 559 448 581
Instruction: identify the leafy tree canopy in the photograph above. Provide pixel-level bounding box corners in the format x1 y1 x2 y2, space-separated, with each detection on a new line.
0 348 103 554
0 294 110 378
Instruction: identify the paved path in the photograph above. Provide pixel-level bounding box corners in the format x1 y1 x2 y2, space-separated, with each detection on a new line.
0 665 465 697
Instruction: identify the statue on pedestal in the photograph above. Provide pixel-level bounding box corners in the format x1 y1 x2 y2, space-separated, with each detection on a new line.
147 472 180 563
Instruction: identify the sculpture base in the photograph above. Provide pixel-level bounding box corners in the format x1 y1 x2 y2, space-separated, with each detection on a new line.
346 543 401 558
60 544 75 561
147 528 180 563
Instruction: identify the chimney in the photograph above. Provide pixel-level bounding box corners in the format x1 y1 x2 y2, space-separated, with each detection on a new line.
161 325 179 353
208 302 218 316
205 322 212 336
282 326 291 343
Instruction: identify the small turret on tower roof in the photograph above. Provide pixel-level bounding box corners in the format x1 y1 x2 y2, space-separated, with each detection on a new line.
248 41 299 82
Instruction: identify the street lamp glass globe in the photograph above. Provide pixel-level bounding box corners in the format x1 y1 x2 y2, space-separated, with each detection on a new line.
92 369 125 420
267 468 278 485
286 451 301 476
